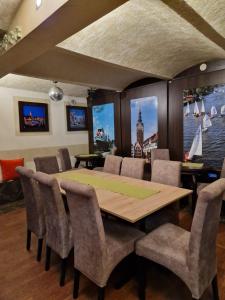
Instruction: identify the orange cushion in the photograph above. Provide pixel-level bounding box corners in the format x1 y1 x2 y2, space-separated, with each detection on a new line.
0 158 24 181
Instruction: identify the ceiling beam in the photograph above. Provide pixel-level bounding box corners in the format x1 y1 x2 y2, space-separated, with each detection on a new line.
14 47 157 91
162 0 225 51
0 0 128 78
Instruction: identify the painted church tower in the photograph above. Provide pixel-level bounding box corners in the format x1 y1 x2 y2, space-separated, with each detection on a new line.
136 105 144 145
134 105 144 158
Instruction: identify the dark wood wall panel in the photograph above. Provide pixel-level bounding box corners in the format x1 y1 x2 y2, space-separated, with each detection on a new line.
121 81 168 156
169 68 225 160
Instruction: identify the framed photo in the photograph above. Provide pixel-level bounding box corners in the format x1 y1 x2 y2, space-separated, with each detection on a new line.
18 101 49 132
66 105 88 131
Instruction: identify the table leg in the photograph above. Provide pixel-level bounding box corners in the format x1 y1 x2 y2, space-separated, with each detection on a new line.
191 175 197 215
75 160 80 168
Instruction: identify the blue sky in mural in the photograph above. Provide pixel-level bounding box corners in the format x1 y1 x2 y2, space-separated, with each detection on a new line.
92 103 115 141
23 105 45 117
131 96 158 144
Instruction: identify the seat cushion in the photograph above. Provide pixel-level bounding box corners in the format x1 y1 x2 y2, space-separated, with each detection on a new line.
136 223 190 281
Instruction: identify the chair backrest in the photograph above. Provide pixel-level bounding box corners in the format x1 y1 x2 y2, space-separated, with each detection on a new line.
33 171 70 258
103 155 123 175
151 160 181 187
220 158 225 178
60 179 106 282
34 156 59 174
188 179 225 294
151 148 170 166
58 148 72 171
120 157 145 179
16 166 45 238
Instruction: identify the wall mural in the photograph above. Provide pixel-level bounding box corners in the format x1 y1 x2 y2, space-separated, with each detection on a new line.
183 84 225 168
92 103 115 152
130 96 158 159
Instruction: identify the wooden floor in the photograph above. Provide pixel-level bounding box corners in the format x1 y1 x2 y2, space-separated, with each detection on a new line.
0 208 225 300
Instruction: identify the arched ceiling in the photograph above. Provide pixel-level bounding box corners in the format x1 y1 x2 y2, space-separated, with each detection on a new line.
0 0 22 31
58 0 225 79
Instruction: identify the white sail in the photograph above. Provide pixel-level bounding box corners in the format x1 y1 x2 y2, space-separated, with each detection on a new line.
201 100 205 114
194 101 200 115
211 106 217 117
185 102 190 115
221 105 225 116
203 114 212 129
188 125 202 160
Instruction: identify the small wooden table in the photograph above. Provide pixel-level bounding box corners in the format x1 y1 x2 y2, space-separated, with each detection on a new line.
55 169 192 224
74 154 103 169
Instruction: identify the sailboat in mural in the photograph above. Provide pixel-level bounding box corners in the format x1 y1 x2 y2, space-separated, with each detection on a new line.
188 125 202 160
201 100 206 115
210 106 217 118
193 101 200 117
184 102 190 116
221 105 225 116
202 114 212 132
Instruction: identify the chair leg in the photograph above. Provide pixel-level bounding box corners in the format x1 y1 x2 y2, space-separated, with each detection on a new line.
26 229 31 250
36 238 43 262
60 257 67 287
73 268 80 299
212 275 220 300
137 256 146 300
98 287 105 300
45 245 51 271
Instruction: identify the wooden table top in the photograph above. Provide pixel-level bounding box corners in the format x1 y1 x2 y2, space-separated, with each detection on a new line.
55 169 192 223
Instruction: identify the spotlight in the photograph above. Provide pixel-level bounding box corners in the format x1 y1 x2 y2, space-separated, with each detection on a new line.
36 0 42 9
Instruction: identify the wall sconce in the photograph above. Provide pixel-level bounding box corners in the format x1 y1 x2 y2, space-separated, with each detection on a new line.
36 0 42 9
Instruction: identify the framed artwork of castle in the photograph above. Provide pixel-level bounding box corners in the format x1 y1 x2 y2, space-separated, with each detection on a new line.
130 96 158 159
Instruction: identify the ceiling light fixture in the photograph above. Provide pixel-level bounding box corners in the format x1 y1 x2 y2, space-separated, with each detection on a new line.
49 81 64 102
36 0 42 9
200 63 207 71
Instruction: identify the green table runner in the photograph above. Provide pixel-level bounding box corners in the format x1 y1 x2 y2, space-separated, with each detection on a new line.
58 172 159 200
182 162 204 169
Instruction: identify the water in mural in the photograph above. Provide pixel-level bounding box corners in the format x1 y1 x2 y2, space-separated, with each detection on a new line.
183 84 225 168
92 103 115 152
130 96 158 160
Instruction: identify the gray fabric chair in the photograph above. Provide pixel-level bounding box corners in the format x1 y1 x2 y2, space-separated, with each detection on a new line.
33 171 73 286
120 157 145 179
151 148 170 166
136 178 225 300
95 155 123 174
58 148 72 171
34 156 59 174
146 160 182 232
16 166 46 261
60 179 144 300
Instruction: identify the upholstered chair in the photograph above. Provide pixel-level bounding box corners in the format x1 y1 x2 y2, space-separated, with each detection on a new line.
58 148 72 171
94 155 123 174
60 179 144 300
16 166 46 261
136 178 225 300
34 156 59 174
146 160 182 231
32 171 73 286
150 148 170 167
120 157 145 179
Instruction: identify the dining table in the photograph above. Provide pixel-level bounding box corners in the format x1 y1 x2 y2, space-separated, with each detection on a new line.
54 168 192 225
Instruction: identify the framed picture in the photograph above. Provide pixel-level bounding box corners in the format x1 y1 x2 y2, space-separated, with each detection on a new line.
130 96 158 160
66 105 88 131
18 101 49 132
183 83 225 168
92 103 115 152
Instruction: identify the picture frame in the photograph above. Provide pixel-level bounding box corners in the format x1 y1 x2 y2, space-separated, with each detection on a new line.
18 101 49 132
66 105 88 131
